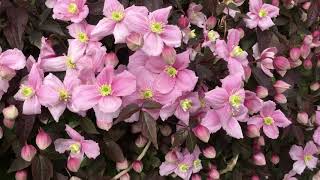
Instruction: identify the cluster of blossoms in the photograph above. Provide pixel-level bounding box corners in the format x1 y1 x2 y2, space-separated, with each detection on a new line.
1 0 320 179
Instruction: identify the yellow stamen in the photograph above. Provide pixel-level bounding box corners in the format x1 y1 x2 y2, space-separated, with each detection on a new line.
208 30 218 42
100 84 112 96
193 159 202 169
59 89 70 101
263 117 274 125
180 99 192 111
231 46 244 57
150 22 164 34
304 155 312 163
68 3 78 14
189 29 196 38
141 89 153 99
229 94 242 108
21 86 34 98
111 11 124 22
178 163 190 173
258 9 268 17
77 32 88 43
66 57 76 69
165 66 177 78
69 143 81 154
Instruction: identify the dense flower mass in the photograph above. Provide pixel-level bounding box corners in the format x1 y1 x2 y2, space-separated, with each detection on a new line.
0 0 319 179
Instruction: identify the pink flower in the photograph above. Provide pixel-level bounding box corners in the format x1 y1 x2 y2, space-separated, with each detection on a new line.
283 170 297 180
202 30 220 52
126 6 182 56
248 101 291 139
72 66 136 130
252 44 277 77
52 0 89 23
187 3 206 28
160 92 201 125
91 0 148 44
223 0 245 18
215 29 248 78
14 64 43 115
76 43 107 73
244 0 279 31
244 90 263 114
289 141 318 174
38 71 83 121
54 125 100 170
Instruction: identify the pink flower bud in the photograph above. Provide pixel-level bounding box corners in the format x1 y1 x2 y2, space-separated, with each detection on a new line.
289 48 301 61
160 125 172 136
165 150 178 163
256 86 268 98
303 58 313 69
257 136 265 146
36 128 52 150
304 35 313 45
203 146 216 159
0 65 16 80
274 93 287 104
178 15 189 29
273 80 291 93
246 125 260 138
3 118 15 129
191 174 201 180
300 44 311 59
96 119 113 131
206 16 217 29
310 82 320 91
161 46 176 65
271 154 280 165
274 56 290 71
119 173 130 180
15 170 27 180
289 58 302 68
132 160 143 173
126 32 144 51
251 175 260 180
21 143 37 162
208 168 220 179
135 135 147 148
237 28 245 39
302 2 311 10
271 0 279 6
116 159 128 171
0 126 3 139
104 52 119 68
297 112 309 125
2 105 18 120
193 125 210 143
253 152 266 166
70 177 82 180
67 157 81 172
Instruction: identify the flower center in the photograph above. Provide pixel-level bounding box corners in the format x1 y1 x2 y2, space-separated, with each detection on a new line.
68 3 78 14
59 89 70 102
69 143 81 154
193 159 202 169
208 30 218 42
229 94 242 108
141 89 153 99
258 9 268 17
231 46 244 57
111 11 124 22
100 84 112 96
180 99 192 111
189 29 196 38
21 86 34 98
66 57 76 69
304 155 312 163
224 0 234 5
150 22 164 34
178 163 190 173
77 32 88 43
263 117 274 125
165 66 177 78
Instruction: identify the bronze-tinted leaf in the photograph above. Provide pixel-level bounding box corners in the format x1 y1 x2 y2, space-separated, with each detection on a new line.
31 155 53 180
15 115 35 144
80 117 99 134
7 157 31 173
141 111 158 149
115 103 140 123
104 140 125 162
172 128 188 147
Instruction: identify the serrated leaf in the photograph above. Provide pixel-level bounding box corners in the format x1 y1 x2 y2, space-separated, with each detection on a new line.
104 140 125 162
141 112 158 149
80 117 99 134
7 158 31 173
115 103 140 123
31 155 53 180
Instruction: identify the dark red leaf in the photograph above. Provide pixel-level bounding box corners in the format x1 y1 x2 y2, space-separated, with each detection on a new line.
15 115 35 144
31 155 54 180
141 111 158 149
103 140 125 162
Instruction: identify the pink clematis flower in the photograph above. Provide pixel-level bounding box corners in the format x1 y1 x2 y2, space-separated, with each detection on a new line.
215 29 248 79
14 64 44 115
38 71 83 121
248 100 291 139
76 43 107 73
283 170 297 180
223 0 245 18
244 90 263 114
72 66 136 130
52 0 89 23
252 43 277 77
289 141 318 174
159 147 202 180
202 30 220 52
187 3 207 28
54 125 100 172
244 0 279 31
146 50 198 94
91 0 148 44
127 6 182 56
160 92 201 125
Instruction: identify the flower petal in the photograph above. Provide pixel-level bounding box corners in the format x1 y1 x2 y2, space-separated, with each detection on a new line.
142 33 164 56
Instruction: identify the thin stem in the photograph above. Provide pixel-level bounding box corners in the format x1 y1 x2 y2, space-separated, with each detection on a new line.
111 141 152 180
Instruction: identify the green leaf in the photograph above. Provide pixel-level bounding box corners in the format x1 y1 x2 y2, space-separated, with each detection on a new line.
141 112 158 149
7 158 31 173
80 117 99 134
31 155 53 180
104 140 125 162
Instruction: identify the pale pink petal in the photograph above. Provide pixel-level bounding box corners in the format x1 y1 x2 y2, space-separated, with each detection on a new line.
305 157 318 169
221 75 242 93
263 125 279 139
113 22 130 44
81 140 100 159
176 69 198 92
249 0 263 13
145 56 166 74
227 60 245 79
28 64 43 90
215 40 229 60
160 25 182 48
90 18 116 40
247 116 264 128
48 103 67 122
272 110 291 127
23 96 41 115
149 6 172 23
97 67 114 86
142 33 164 56
0 49 26 70
159 162 176 176
72 85 101 111
155 71 176 94
174 106 190 125
112 70 136 96
98 96 122 113
160 103 178 121
65 125 84 141
261 100 276 117
37 85 60 107
67 22 86 38
262 4 279 17
289 145 304 161
125 12 149 33
258 17 275 31
174 50 190 70
201 110 222 133
313 127 320 145
244 13 258 29
54 139 78 153
223 117 243 139
205 87 229 109
292 160 306 175
103 0 124 16
304 141 318 156
41 56 67 72
227 29 241 49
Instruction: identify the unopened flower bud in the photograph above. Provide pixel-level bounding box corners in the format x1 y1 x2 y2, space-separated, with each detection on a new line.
161 46 176 65
116 159 128 171
203 146 216 159
3 118 15 129
104 52 119 68
271 154 280 165
206 16 217 29
271 0 279 6
160 125 172 136
297 112 308 125
208 167 220 179
246 124 260 138
193 125 210 143
36 128 52 150
96 119 112 131
15 170 27 180
256 86 268 98
251 175 260 180
0 66 16 80
310 82 320 91
290 48 301 61
253 152 266 166
2 105 18 120
274 93 287 104
300 44 311 59
191 174 201 180
21 143 37 162
126 32 144 51
119 173 130 180
178 15 189 29
132 160 143 173
165 150 178 163
69 176 82 180
303 58 313 70
135 135 147 148
273 80 291 93
274 56 290 71
302 2 311 10
304 35 313 45
67 157 81 172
